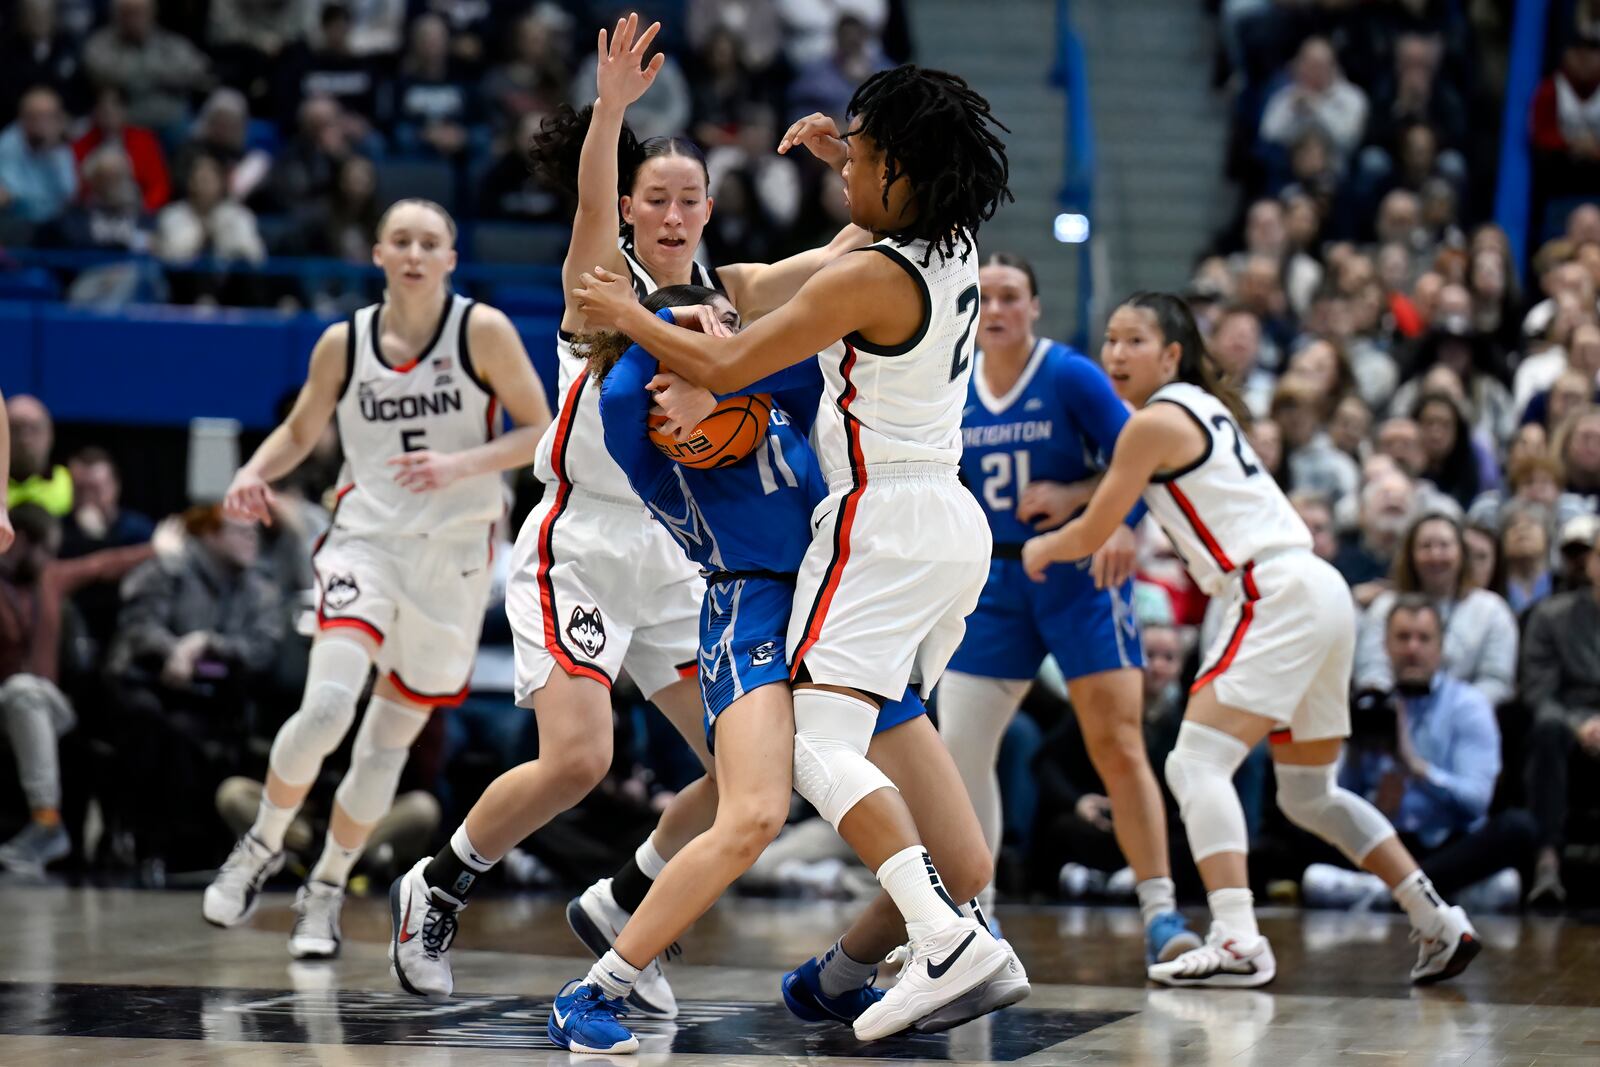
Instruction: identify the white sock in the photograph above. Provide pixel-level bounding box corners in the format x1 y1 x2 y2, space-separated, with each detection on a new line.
960 896 990 932
876 845 964 936
1136 876 1177 928
309 836 361 887
249 794 296 853
817 938 877 996
636 835 667 880
452 824 495 872
1207 887 1259 940
586 949 641 1000
1393 869 1447 935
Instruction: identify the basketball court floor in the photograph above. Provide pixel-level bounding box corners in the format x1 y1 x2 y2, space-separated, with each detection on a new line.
3 880 1597 1065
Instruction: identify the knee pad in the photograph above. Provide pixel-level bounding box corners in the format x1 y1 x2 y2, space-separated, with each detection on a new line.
269 638 371 786
792 689 894 829
1164 721 1251 862
1274 762 1395 864
334 696 429 825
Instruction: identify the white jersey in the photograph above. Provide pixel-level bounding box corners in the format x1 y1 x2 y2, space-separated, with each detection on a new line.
533 237 720 499
332 293 502 539
812 233 979 478
1140 381 1312 595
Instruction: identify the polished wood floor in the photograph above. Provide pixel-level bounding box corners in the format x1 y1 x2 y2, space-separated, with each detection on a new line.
3 877 1598 1065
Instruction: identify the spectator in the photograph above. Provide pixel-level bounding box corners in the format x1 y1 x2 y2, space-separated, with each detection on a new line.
1555 405 1600 505
206 0 308 106
1531 35 1600 198
1309 597 1534 909
1520 525 1600 906
689 0 783 73
1329 393 1373 461
777 0 887 68
393 13 480 159
173 88 272 205
1364 33 1469 158
1234 198 1323 316
1247 414 1286 488
1524 247 1600 343
6 395 71 518
477 110 564 223
1395 317 1516 450
41 144 158 305
1260 37 1369 166
1272 376 1361 506
287 152 378 262
155 153 267 303
1291 490 1337 561
706 103 800 227
1492 503 1555 614
1209 304 1274 417
260 95 354 212
0 86 77 224
1462 518 1497 592
276 2 387 136
1470 451 1595 533
83 0 215 134
481 9 569 131
690 27 764 147
0 0 86 121
1285 336 1357 420
413 0 498 71
72 85 172 213
341 0 407 59
787 14 890 125
1235 253 1295 361
1412 391 1485 509
0 504 156 871
1356 512 1519 706
1336 467 1417 604
1468 242 1522 357
59 446 156 650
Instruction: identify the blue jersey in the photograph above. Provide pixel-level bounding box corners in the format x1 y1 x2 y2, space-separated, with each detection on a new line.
960 339 1141 547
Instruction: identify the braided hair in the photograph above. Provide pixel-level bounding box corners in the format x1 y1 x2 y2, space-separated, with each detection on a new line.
847 66 1011 265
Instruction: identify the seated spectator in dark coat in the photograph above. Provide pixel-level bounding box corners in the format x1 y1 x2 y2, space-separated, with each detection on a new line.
392 13 480 159
59 448 156 651
0 505 155 872
480 9 570 131
205 0 308 107
258 95 355 213
172 88 273 206
0 0 88 121
72 85 172 213
477 110 564 222
275 3 387 139
83 0 215 133
1520 528 1600 907
1531 35 1600 198
43 144 153 255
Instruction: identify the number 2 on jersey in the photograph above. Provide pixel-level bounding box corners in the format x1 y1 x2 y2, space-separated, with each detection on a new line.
1210 414 1259 478
948 285 980 382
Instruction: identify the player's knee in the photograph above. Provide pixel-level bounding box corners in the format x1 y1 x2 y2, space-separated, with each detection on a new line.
1084 719 1149 784
791 689 889 828
1163 721 1249 816
715 794 787 865
335 697 429 824
1274 762 1395 864
549 743 613 799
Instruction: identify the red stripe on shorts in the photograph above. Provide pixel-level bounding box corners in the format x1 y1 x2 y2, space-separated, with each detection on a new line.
534 374 611 688
388 670 469 708
792 343 867 678
1191 562 1260 694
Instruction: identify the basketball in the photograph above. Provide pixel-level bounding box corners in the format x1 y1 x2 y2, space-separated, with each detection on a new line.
649 393 771 470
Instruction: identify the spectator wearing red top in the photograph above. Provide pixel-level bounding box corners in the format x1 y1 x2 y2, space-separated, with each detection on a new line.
1531 35 1600 198
72 85 171 214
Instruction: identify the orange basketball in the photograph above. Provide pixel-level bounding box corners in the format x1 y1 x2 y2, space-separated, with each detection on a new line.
649 393 772 470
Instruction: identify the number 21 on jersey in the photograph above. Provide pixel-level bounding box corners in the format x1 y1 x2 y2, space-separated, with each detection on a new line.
980 450 1032 512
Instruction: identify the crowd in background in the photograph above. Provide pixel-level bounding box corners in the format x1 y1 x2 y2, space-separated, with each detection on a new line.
3 0 1600 916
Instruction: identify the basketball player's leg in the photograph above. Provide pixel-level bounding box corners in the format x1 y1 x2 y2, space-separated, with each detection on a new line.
935 671 1030 904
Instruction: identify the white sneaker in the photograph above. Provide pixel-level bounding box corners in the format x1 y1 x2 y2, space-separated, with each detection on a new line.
389 858 459 1001
853 919 1008 1042
565 877 678 1019
913 937 1030 1033
203 834 285 927
288 881 344 960
1147 924 1276 988
1410 904 1480 985
1302 863 1389 910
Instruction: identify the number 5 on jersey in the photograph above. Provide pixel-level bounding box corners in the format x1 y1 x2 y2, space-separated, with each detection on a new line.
401 429 427 453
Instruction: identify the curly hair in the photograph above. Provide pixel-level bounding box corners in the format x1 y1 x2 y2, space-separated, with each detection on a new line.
846 66 1012 264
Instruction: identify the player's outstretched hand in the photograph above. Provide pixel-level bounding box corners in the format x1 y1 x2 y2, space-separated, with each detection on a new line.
1017 478 1094 531
573 265 634 331
1089 524 1137 590
224 468 275 526
647 371 718 442
595 13 664 109
389 450 466 493
777 112 848 171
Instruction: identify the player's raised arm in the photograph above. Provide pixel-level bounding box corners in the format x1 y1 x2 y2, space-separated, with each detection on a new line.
574 248 917 394
225 322 348 525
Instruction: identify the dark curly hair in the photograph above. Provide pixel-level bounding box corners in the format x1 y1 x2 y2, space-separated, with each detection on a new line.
846 66 1012 264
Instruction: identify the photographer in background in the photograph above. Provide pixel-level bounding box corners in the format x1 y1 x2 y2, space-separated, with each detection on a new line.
1303 596 1535 910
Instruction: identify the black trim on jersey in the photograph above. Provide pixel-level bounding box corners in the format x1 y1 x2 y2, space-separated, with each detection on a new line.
1146 398 1215 484
702 263 727 294
456 299 492 395
336 314 358 400
370 292 456 372
619 239 654 299
841 245 931 357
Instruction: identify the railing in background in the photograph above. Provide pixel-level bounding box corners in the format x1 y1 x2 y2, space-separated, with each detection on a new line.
1052 0 1097 352
1493 0 1551 280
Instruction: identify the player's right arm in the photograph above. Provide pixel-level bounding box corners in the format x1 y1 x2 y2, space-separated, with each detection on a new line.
598 342 672 501
560 15 662 333
224 322 347 526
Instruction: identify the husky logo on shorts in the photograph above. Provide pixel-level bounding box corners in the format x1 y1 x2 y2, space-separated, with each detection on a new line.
750 641 778 667
325 574 360 610
566 606 607 658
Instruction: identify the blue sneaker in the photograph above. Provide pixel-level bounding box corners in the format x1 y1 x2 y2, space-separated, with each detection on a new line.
781 956 884 1024
1146 910 1203 965
547 979 639 1054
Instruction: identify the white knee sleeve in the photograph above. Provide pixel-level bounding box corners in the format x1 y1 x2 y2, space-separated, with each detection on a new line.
334 696 430 825
1164 721 1251 862
792 689 895 829
936 672 1029 852
1274 762 1396 864
269 638 371 787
